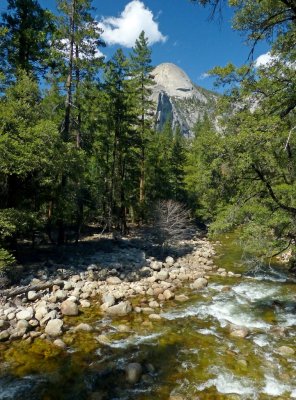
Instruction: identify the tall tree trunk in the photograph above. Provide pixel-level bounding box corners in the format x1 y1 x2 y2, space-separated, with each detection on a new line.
139 80 145 219
58 0 76 245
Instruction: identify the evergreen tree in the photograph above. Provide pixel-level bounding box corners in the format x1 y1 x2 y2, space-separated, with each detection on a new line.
49 0 104 243
0 0 54 79
0 72 60 251
130 31 155 217
103 49 138 233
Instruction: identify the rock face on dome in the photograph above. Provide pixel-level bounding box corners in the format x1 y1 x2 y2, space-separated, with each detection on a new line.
150 63 218 136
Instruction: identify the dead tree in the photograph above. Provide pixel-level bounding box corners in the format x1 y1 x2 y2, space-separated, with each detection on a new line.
153 200 194 251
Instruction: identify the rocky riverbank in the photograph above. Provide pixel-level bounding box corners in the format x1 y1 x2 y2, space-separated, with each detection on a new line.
0 234 241 345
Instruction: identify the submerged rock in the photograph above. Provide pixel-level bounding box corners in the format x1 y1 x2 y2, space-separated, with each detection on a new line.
73 323 93 332
229 325 249 338
277 346 295 356
191 278 208 290
175 294 189 302
53 339 67 349
125 362 143 384
105 301 132 316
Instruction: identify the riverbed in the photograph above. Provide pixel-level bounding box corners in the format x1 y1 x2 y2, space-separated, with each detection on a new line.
0 233 295 399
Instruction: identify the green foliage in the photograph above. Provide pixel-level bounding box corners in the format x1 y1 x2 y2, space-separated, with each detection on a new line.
0 247 15 272
0 0 54 78
188 0 296 257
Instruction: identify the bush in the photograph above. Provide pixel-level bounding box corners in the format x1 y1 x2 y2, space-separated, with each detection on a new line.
0 247 15 288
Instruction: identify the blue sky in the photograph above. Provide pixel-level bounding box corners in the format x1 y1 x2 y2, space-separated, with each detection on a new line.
1 0 269 90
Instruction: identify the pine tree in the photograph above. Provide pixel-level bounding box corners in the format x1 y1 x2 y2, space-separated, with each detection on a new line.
130 31 155 217
49 0 104 243
0 72 60 251
103 49 138 233
0 0 54 79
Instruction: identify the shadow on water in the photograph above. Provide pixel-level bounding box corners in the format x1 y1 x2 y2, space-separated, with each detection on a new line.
0 335 186 400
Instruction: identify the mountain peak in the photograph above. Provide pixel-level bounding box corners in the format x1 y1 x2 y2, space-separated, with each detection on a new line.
151 62 218 136
151 63 194 99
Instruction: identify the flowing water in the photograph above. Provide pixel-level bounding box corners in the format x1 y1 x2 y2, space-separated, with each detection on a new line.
0 233 296 399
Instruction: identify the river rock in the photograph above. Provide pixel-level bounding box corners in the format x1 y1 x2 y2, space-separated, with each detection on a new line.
61 300 79 316
0 320 10 331
191 278 208 290
156 270 169 281
175 294 189 302
16 319 29 334
146 288 154 296
149 300 159 308
106 277 122 285
163 289 174 300
165 256 174 266
105 301 132 316
277 346 295 356
16 307 34 321
102 293 116 307
0 330 10 341
55 290 68 301
149 314 162 321
73 323 93 332
63 281 73 290
40 310 58 326
53 339 67 349
35 306 48 321
230 326 249 338
125 363 143 384
150 261 162 271
45 319 63 337
80 300 91 308
116 324 130 332
27 291 39 301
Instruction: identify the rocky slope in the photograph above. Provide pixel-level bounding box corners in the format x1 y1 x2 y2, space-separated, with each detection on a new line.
151 63 218 137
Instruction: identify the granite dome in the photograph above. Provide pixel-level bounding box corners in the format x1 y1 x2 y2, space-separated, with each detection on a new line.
151 63 195 99
151 63 218 136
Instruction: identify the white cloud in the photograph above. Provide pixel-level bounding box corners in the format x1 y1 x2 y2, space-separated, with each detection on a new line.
98 0 167 47
198 72 210 80
58 38 105 59
255 52 274 67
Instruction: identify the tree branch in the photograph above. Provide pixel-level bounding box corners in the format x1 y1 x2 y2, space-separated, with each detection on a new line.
252 164 296 215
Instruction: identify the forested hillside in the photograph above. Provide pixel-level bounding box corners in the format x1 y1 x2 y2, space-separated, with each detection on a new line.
0 1 191 272
189 0 296 261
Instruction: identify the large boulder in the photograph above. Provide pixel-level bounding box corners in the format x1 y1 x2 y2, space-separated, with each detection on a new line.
105 301 132 316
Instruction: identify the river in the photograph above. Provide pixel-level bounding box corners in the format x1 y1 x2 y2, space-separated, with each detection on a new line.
0 233 296 399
